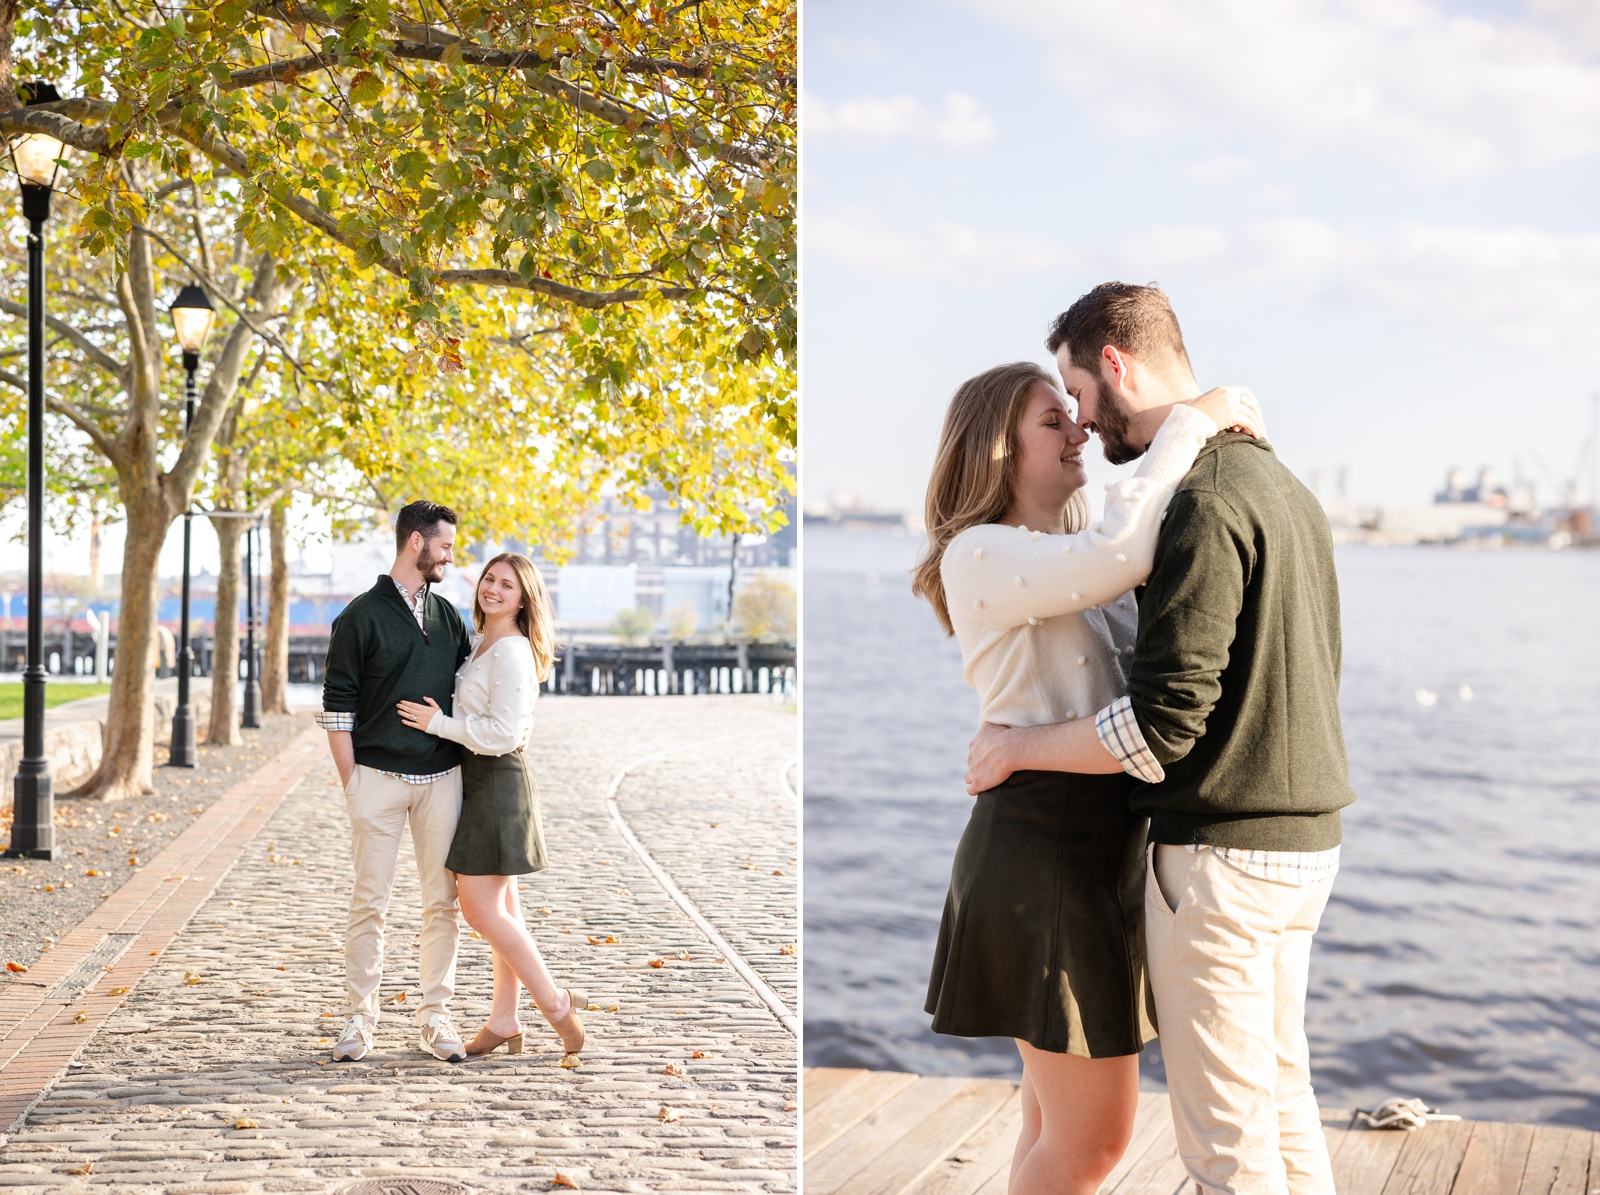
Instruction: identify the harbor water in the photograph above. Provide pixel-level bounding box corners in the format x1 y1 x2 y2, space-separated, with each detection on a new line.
803 525 1600 1129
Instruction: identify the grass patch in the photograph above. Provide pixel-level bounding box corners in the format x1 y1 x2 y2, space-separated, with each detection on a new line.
0 682 112 721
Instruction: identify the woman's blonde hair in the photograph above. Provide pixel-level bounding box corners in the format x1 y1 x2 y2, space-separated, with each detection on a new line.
911 362 1091 634
474 552 559 681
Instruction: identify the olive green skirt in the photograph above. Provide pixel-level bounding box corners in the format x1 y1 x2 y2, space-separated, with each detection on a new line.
445 749 548 877
925 769 1157 1057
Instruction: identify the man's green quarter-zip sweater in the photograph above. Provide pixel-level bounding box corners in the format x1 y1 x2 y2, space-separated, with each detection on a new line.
321 574 473 776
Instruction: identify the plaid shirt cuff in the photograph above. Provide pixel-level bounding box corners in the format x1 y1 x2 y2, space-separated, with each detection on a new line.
314 710 355 732
1096 696 1165 783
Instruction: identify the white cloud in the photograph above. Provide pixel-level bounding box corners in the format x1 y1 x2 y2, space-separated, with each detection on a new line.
807 208 1082 282
805 91 997 151
810 208 1600 361
959 0 1600 181
1187 154 1259 184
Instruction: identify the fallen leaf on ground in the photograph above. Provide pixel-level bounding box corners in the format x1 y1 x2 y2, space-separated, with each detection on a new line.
586 935 618 945
692 1051 709 1059
661 1062 686 1077
469 930 482 939
42 884 55 891
559 1053 581 1069
108 987 128 996
779 944 796 955
85 869 100 877
72 1011 88 1023
183 972 204 985
647 958 665 968
677 951 691 961
552 1174 579 1190
772 869 785 876
127 857 140 865
539 906 552 915
784 1100 798 1111
657 1105 682 1122
62 1162 92 1176
5 961 26 973
235 1117 260 1129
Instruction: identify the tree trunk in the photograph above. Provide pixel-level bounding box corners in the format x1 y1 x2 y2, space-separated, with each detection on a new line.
207 511 244 746
261 498 291 714
70 493 168 800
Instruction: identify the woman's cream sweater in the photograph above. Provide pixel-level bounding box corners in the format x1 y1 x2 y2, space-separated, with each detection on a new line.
425 635 538 756
940 405 1220 730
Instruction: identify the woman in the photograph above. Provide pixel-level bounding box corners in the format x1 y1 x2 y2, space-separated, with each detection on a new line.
396 552 586 1057
911 363 1261 1195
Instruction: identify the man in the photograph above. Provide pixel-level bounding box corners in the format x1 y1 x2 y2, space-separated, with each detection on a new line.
966 282 1354 1195
317 499 474 1063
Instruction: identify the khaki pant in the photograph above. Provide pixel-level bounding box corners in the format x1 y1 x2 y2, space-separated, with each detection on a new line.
342 764 463 1024
1146 844 1336 1195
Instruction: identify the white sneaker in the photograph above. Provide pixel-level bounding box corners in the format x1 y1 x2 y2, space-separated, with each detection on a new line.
419 1012 467 1062
332 1014 374 1062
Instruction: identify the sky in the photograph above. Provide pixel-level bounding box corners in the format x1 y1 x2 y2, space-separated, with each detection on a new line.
802 0 1600 516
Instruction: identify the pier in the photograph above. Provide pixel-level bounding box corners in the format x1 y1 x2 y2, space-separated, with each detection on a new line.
5 632 796 697
803 1068 1600 1195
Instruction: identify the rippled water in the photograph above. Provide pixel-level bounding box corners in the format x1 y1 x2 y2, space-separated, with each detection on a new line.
802 526 1600 1129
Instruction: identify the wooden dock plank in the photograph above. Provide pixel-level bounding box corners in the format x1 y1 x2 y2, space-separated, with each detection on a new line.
1335 1123 1412 1195
906 1091 1023 1195
1323 1108 1358 1162
1104 1108 1189 1195
1516 1125 1591 1195
805 1069 1600 1195
807 1067 873 1113
1382 1119 1475 1195
1453 1122 1537 1195
1100 1092 1181 1195
805 1069 922 1162
807 1076 977 1194
840 1078 1017 1195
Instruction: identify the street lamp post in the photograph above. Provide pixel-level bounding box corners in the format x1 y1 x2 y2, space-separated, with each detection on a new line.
241 509 262 729
5 81 67 861
166 285 215 768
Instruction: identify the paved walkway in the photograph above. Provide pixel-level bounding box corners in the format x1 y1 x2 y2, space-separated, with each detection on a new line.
0 697 797 1193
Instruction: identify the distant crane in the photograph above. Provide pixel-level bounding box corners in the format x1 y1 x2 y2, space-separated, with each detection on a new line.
1528 395 1597 510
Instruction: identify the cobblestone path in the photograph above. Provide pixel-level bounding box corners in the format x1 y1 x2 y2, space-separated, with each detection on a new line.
0 697 798 1194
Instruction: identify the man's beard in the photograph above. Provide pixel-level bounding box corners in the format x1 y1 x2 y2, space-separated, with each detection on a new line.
1091 380 1143 466
416 545 448 584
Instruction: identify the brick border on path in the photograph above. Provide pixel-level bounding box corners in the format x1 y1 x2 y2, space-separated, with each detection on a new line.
0 725 327 1131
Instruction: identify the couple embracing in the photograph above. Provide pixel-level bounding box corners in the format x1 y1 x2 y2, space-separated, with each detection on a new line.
916 283 1353 1195
315 500 586 1064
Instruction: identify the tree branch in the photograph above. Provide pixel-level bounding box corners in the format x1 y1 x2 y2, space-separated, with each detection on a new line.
0 298 128 380
130 221 318 383
47 395 122 460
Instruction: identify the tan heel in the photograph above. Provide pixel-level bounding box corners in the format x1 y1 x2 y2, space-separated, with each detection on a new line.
465 1025 525 1056
549 988 587 1055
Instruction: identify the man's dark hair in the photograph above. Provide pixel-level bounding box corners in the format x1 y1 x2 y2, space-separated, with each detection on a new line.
1045 282 1192 377
394 500 458 552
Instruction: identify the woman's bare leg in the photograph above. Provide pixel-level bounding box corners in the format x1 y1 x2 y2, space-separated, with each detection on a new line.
1009 1063 1044 1195
483 879 524 1036
457 874 571 1027
1008 1042 1139 1195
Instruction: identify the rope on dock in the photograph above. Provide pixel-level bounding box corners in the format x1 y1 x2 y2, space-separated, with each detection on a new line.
604 733 799 1036
1355 1098 1463 1130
